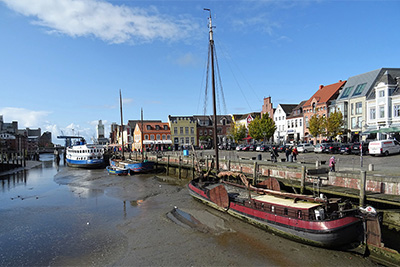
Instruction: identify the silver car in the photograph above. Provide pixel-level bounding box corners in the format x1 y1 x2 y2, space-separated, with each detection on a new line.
297 143 314 153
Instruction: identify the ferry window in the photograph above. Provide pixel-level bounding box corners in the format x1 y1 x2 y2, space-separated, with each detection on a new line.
271 206 275 213
284 208 288 216
297 210 302 219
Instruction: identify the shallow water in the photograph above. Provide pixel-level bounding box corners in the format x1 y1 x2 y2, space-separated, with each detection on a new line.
0 154 377 266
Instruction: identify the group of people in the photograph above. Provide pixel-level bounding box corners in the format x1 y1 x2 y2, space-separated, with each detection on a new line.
270 146 298 163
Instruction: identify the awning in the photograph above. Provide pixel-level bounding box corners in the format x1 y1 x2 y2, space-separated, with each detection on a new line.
143 140 172 144
378 127 400 133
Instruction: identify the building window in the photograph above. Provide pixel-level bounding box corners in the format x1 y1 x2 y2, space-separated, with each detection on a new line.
351 117 357 128
162 134 166 140
185 137 189 144
164 125 168 130
145 134 149 140
351 103 354 115
190 127 194 134
352 83 367 96
156 125 160 130
379 106 385 118
185 127 189 134
355 102 362 114
299 119 302 127
394 105 400 117
191 137 195 144
156 134 160 140
150 134 155 140
174 127 177 134
341 86 354 98
370 108 376 120
180 127 183 134
167 134 171 140
204 130 207 135
147 125 151 130
379 90 385 97
199 130 203 135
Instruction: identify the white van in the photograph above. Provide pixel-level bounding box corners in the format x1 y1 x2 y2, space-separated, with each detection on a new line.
368 139 400 156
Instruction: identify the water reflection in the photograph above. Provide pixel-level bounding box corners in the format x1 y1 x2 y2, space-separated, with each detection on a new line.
1 170 27 192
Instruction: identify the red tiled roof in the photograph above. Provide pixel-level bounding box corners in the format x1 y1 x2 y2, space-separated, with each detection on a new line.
303 80 346 107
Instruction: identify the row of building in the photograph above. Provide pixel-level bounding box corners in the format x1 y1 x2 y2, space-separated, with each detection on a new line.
268 67 400 144
108 67 400 150
0 115 53 153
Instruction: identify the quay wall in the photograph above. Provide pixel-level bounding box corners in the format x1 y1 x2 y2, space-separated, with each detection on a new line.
148 154 400 196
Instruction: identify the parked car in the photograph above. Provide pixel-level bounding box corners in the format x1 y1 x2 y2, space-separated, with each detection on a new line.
368 139 400 156
241 145 251 151
256 144 270 152
297 143 314 153
249 144 257 151
314 144 327 153
277 145 290 153
351 142 369 155
325 143 341 153
236 144 245 151
339 144 352 154
226 143 237 150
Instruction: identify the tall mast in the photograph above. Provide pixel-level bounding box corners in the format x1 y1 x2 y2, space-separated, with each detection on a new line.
119 89 125 159
141 108 144 160
205 9 219 171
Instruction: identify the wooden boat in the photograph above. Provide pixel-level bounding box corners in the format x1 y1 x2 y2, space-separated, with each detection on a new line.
110 158 154 174
188 172 365 248
106 165 129 176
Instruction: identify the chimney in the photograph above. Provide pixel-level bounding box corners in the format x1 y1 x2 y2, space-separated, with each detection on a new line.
319 85 324 90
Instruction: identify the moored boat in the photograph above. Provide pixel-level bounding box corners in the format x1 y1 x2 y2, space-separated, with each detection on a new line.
66 139 105 168
188 172 366 248
106 165 130 176
110 158 154 174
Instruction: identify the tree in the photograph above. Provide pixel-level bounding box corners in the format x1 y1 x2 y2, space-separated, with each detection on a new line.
248 113 276 142
308 114 326 142
325 111 344 140
229 121 247 143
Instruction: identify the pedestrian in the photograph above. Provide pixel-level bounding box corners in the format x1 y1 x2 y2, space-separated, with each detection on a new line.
270 146 276 162
292 147 298 161
329 156 336 172
285 147 291 162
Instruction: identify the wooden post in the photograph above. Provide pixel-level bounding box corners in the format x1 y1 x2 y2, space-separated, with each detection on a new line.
192 155 195 179
179 156 182 179
253 162 257 185
228 159 231 171
360 170 367 207
167 155 170 176
301 165 306 194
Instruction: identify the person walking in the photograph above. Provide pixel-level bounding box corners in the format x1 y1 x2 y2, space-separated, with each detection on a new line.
292 147 298 161
329 156 336 172
285 147 291 162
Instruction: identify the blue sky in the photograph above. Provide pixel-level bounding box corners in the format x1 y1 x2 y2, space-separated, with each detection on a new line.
1 0 399 144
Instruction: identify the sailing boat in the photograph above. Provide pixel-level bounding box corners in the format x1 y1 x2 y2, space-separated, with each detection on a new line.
188 10 371 248
109 101 155 174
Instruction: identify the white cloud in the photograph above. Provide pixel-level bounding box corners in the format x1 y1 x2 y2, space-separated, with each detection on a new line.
0 107 51 128
1 0 199 44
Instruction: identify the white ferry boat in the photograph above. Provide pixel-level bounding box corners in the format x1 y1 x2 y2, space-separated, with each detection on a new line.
66 139 105 168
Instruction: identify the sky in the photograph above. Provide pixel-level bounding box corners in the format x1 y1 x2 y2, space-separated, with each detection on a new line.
1 0 399 144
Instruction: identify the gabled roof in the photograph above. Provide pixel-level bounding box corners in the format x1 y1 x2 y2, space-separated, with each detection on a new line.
368 69 400 99
304 80 346 108
287 100 307 119
232 112 261 121
136 122 170 133
279 104 298 115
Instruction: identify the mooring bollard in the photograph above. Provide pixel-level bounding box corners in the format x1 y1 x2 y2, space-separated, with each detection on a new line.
369 164 374 171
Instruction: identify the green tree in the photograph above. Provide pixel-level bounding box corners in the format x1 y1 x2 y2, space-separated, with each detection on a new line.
229 121 247 143
325 111 344 140
248 113 276 142
308 114 326 142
